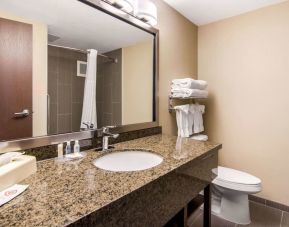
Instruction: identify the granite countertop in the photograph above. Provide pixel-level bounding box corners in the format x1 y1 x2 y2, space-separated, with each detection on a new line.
0 134 221 227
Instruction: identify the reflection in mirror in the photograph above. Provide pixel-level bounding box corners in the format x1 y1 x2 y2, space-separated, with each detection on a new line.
0 0 155 141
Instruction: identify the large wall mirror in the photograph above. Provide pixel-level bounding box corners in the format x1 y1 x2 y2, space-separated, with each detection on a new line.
0 0 158 143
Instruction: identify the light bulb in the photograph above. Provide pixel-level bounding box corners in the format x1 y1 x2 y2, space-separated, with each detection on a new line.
100 0 127 15
106 0 135 13
135 0 157 26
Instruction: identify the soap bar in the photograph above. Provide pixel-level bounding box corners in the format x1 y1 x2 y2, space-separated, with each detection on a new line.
65 152 84 160
0 184 28 206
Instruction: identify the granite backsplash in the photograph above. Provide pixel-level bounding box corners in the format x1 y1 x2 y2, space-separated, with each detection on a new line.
24 126 162 161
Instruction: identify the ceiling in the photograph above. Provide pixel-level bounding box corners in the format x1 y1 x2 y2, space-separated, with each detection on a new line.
163 0 287 26
0 0 153 53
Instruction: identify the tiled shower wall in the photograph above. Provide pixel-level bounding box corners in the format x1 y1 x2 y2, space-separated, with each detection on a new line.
48 46 122 134
97 49 122 127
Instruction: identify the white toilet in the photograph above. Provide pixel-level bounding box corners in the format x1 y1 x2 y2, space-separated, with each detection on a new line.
211 166 262 225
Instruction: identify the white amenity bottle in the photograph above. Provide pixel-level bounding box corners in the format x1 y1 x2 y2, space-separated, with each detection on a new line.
65 141 71 154
58 143 63 158
74 140 80 153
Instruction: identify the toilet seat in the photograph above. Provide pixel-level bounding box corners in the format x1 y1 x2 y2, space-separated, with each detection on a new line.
213 166 262 193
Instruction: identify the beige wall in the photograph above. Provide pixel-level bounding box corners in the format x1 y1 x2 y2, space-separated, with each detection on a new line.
122 41 154 125
123 0 198 130
152 0 198 135
198 2 289 205
0 11 48 137
32 21 47 137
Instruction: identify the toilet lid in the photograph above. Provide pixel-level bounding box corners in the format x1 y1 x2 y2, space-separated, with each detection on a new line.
214 166 261 185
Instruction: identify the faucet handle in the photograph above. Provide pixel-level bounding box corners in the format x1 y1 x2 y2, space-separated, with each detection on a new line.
102 125 116 132
82 122 94 129
105 126 116 128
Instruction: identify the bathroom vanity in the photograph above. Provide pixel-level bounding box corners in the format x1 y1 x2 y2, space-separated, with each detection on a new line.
0 1 220 226
0 135 221 226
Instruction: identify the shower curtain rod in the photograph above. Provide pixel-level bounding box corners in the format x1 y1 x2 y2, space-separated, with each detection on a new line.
48 44 118 63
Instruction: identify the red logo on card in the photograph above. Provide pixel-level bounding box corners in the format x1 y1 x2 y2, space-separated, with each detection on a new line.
4 189 17 196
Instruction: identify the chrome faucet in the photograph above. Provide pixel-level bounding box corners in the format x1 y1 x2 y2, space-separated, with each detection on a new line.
102 126 119 151
82 122 94 130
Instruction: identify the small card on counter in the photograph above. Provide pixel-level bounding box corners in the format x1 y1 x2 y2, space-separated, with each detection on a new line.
0 184 29 206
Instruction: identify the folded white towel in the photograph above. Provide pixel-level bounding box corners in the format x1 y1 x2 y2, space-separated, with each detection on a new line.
190 134 208 141
172 78 207 90
174 103 206 138
174 105 190 137
171 88 208 98
190 103 205 134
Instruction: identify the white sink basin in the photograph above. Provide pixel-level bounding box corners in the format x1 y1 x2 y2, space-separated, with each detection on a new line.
93 150 163 172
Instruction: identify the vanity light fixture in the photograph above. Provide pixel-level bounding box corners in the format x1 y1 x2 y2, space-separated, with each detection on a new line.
99 0 127 15
135 0 158 26
99 0 158 27
105 0 135 13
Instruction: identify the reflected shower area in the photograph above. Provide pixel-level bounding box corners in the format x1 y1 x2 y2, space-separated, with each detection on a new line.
47 45 122 135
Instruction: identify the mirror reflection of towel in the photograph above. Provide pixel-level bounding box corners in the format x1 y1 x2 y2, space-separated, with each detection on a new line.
171 78 208 90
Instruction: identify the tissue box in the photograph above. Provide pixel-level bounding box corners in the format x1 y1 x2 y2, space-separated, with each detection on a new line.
0 155 37 191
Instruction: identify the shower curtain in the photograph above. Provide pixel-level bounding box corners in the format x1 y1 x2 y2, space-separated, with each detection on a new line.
80 49 97 129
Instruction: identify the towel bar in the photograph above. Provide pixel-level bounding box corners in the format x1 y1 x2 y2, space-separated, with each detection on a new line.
168 96 206 113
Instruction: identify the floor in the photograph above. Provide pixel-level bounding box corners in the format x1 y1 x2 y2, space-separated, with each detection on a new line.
188 201 289 227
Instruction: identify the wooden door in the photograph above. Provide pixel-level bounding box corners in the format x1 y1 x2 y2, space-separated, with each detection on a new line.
0 18 33 141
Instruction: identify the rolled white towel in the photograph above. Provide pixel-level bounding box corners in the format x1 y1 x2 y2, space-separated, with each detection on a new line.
171 78 207 90
190 134 208 141
171 88 208 98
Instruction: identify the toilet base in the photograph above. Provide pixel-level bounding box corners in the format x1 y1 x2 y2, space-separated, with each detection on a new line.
212 185 251 225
